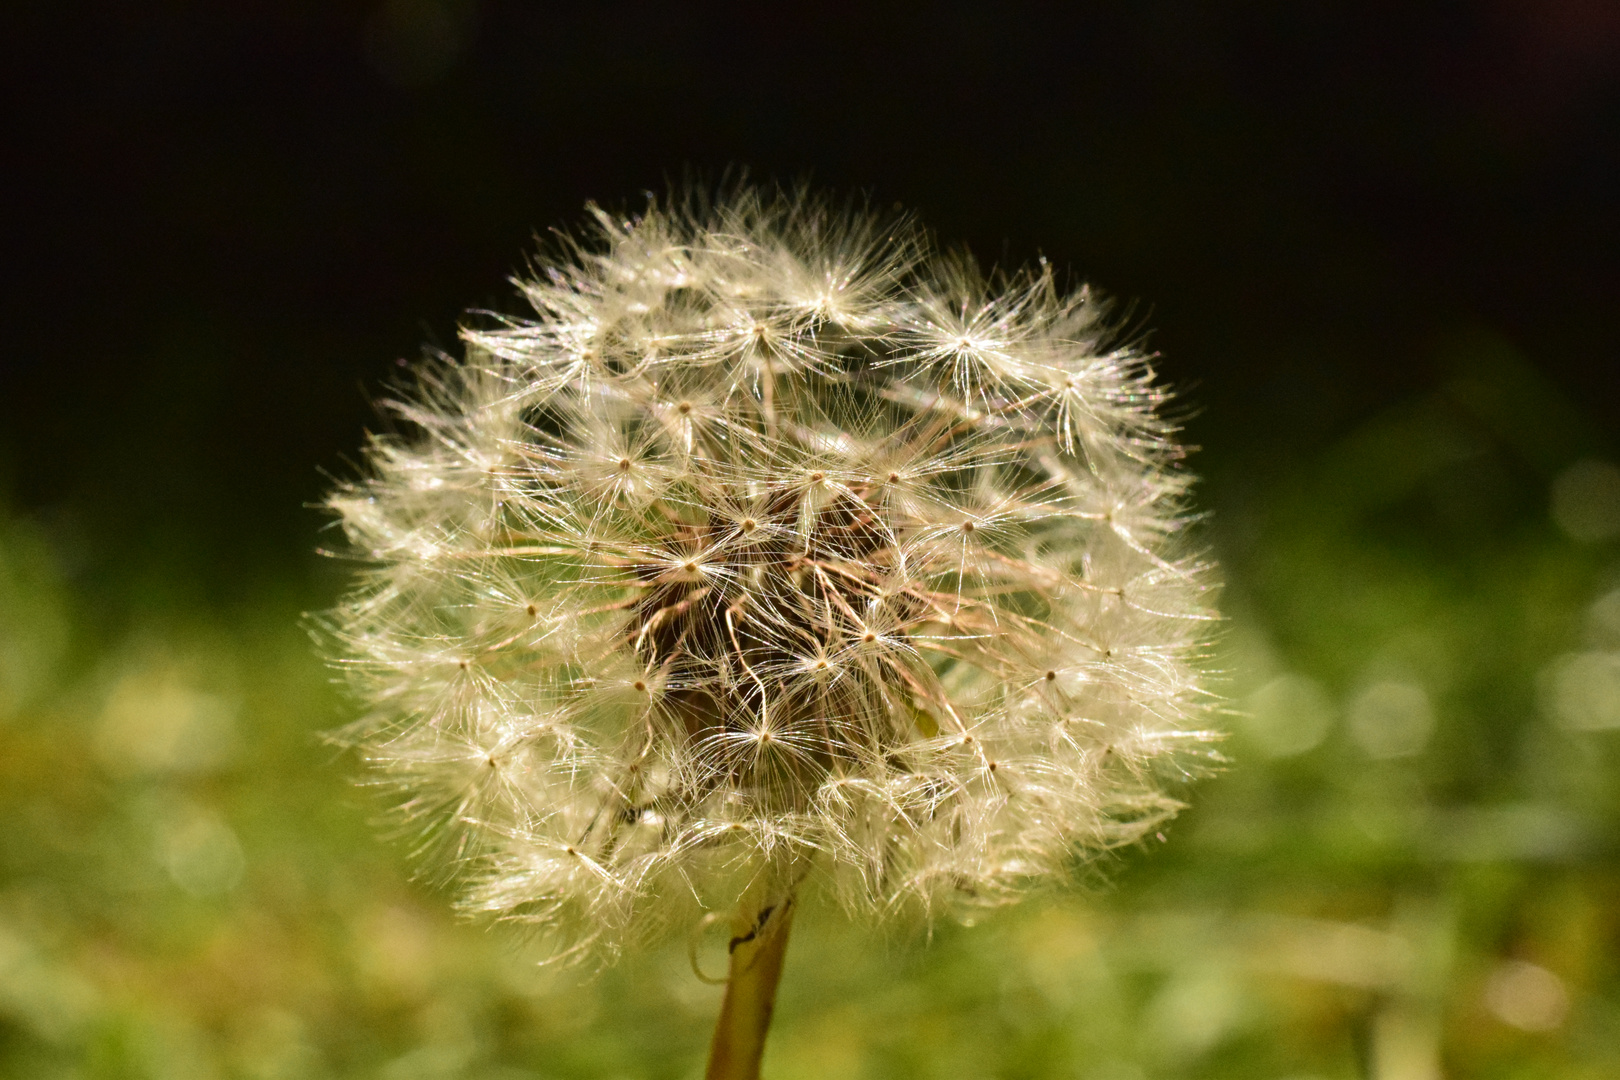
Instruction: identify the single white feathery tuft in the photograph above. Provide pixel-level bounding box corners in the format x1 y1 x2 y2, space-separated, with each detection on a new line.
322 187 1220 965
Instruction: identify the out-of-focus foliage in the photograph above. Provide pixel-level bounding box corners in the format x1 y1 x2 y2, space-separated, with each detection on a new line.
2 339 1616 1079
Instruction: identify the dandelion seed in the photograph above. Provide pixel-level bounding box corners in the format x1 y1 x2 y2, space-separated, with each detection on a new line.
320 184 1219 1076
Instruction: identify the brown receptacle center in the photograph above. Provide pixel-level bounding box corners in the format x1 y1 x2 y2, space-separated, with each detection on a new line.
629 483 931 796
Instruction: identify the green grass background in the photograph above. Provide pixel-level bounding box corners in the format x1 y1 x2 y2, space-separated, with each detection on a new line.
2 336 1617 1080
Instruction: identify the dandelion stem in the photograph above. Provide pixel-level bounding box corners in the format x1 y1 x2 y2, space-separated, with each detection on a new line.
705 898 795 1080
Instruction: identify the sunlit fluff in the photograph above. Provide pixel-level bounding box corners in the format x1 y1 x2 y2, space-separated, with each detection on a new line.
323 189 1219 964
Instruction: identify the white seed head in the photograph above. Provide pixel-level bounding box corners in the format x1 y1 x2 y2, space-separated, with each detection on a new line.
322 187 1220 965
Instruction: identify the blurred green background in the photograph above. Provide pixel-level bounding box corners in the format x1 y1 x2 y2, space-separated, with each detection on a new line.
3 3 1618 1077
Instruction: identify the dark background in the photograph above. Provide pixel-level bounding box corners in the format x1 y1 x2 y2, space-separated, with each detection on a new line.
4 0 1617 606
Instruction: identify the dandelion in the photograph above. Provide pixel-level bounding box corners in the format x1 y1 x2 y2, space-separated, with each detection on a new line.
321 186 1219 1078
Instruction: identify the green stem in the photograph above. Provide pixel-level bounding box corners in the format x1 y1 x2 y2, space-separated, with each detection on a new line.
704 898 796 1080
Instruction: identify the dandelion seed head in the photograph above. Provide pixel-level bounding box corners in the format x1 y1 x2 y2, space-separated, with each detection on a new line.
322 186 1219 964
